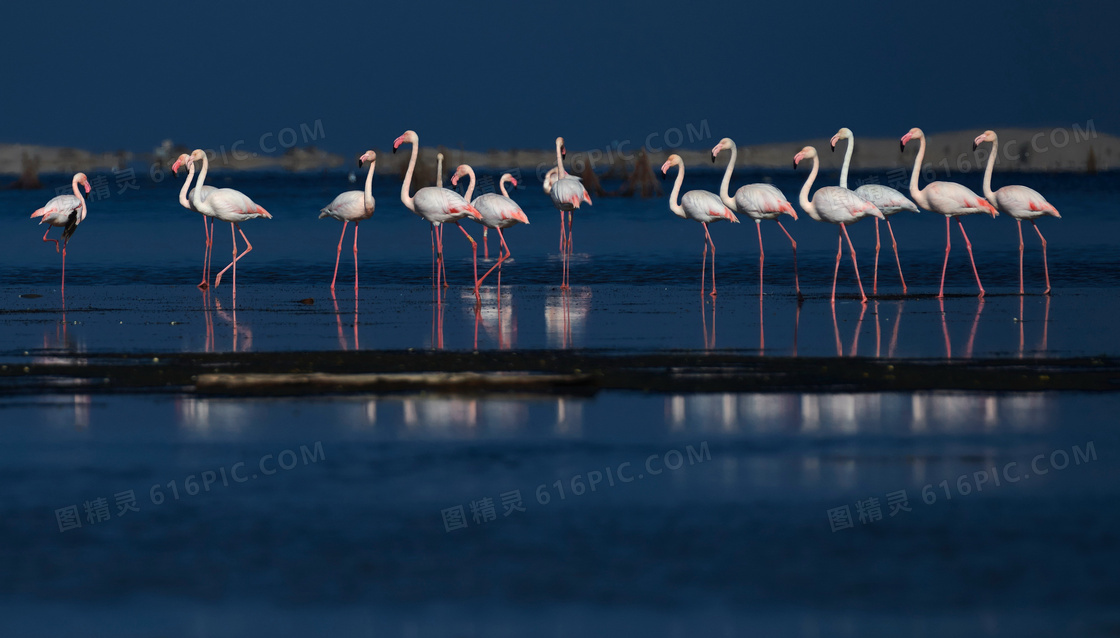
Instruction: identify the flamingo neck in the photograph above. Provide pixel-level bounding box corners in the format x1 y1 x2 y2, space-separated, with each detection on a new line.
981 136 998 202
718 141 737 210
499 175 513 198
363 159 376 212
71 175 87 223
400 140 418 212
798 156 820 221
908 135 929 209
179 162 195 209
667 165 686 219
191 154 210 210
436 155 443 188
462 166 476 202
839 135 853 189
555 142 567 177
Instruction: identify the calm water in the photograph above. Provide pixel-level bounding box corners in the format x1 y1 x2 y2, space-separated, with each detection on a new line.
2 169 1119 637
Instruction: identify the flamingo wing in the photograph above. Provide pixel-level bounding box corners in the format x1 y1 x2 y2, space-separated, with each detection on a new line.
207 188 271 220
926 181 997 216
814 186 883 222
188 185 218 203
551 177 590 210
32 194 83 225
854 184 918 215
994 185 1060 218
320 190 370 221
415 187 480 220
474 193 529 227
682 190 738 223
734 184 794 216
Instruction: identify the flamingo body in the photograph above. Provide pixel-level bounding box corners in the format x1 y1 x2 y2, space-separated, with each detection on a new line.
681 190 738 224
319 190 375 222
853 184 918 216
733 184 795 222
32 194 85 241
474 193 529 228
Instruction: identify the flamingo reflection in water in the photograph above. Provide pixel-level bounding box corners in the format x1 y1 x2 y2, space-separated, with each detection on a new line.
938 297 985 359
873 300 905 359
546 288 590 349
333 295 359 351
213 298 252 352
831 301 868 357
757 298 802 356
464 286 517 350
1018 295 1051 358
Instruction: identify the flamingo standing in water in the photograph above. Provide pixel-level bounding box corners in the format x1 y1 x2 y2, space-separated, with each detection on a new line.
451 165 530 287
974 130 1061 295
186 149 272 305
831 128 918 294
794 146 884 303
549 137 591 290
712 137 799 297
31 172 90 295
393 130 483 301
319 151 377 295
901 128 998 298
661 154 739 296
172 153 218 289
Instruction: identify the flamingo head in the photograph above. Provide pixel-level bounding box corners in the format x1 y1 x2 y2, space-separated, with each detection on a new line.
973 130 997 151
555 136 566 160
543 167 559 194
171 153 190 175
501 174 518 189
186 148 207 170
74 172 91 194
450 164 472 187
358 150 376 167
831 127 852 152
660 154 682 180
793 146 816 169
900 127 923 151
711 137 734 162
393 130 417 153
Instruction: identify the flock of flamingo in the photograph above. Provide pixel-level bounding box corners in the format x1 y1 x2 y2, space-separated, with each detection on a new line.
30 128 1060 304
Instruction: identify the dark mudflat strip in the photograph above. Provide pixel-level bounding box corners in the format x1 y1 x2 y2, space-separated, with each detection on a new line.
1 350 1119 395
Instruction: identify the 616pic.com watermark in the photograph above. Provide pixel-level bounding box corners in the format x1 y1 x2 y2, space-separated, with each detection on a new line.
826 441 1098 532
441 442 711 532
53 442 326 533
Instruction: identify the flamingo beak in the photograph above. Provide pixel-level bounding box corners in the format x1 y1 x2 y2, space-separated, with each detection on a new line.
830 135 839 151
900 133 912 151
83 181 91 194
357 157 363 167
793 153 802 169
973 135 984 150
171 159 182 175
510 178 518 187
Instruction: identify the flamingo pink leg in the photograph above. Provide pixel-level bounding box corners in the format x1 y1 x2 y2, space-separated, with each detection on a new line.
213 225 253 290
1031 220 1051 295
559 210 566 253
1016 220 1025 295
873 218 880 295
886 218 907 294
568 211 574 255
841 224 868 303
330 221 348 293
353 221 360 297
454 221 480 302
430 224 437 288
478 227 511 287
756 221 765 298
703 222 717 297
199 216 213 289
61 241 67 295
41 228 59 253
939 216 951 299
956 219 984 298
700 238 708 296
832 233 842 302
775 220 800 298
483 228 489 260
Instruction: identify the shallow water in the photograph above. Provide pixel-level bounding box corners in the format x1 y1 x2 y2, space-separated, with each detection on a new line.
2 390 1118 637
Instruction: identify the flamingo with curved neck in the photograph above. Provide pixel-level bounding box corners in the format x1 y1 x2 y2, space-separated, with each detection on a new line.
794 146 884 303
974 129 1061 295
662 154 739 297
30 172 91 296
548 136 592 291
452 166 530 289
172 153 218 289
713 137 799 297
831 128 918 294
187 149 272 306
393 130 483 302
901 127 997 298
319 150 377 295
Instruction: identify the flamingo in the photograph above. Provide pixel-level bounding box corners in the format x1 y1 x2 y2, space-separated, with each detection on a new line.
186 149 272 305
451 164 530 287
793 146 884 303
172 153 218 289
319 150 377 295
712 137 799 297
660 154 739 296
393 130 483 302
831 128 918 294
974 130 1061 295
31 172 90 295
901 128 998 298
549 137 592 290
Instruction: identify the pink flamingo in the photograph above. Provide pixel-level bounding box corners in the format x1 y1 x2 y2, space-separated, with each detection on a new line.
31 172 90 295
319 150 377 295
901 128 998 298
172 153 218 289
549 137 592 290
793 146 884 303
974 130 1061 295
393 130 483 302
831 128 918 294
451 165 530 287
660 153 739 296
713 137 799 297
186 149 272 305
